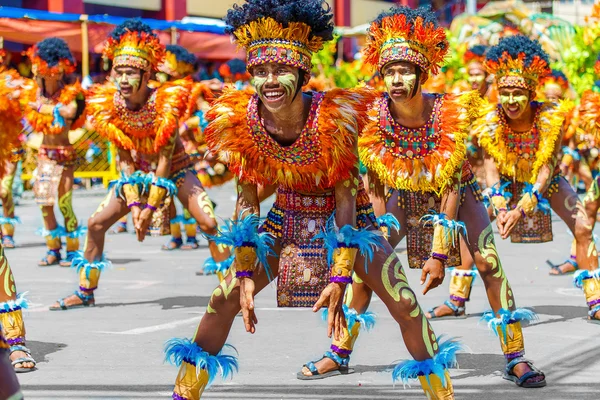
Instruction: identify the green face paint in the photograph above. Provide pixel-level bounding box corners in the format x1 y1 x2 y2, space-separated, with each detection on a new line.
252 76 268 96
467 75 485 84
277 73 298 98
384 74 395 92
384 73 416 95
128 77 141 91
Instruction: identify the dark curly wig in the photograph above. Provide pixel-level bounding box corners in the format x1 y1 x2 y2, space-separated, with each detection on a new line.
549 69 568 82
486 35 549 67
467 45 487 58
224 0 334 42
225 58 247 75
36 37 74 66
373 5 440 35
110 18 156 41
166 45 196 65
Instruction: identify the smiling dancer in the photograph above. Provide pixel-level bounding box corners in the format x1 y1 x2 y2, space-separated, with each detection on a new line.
165 1 460 399
302 8 546 390
24 38 86 267
50 19 229 310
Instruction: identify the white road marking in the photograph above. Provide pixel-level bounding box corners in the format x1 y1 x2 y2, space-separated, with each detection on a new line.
124 280 161 289
555 288 583 297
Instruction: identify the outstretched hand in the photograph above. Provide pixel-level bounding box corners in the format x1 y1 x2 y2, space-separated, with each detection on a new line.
239 277 258 334
134 207 153 242
313 282 347 341
420 258 445 295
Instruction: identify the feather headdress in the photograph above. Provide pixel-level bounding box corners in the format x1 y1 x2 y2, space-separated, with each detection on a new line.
362 6 448 75
26 38 76 77
103 19 165 72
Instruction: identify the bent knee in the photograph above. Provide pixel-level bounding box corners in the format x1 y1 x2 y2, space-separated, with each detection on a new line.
574 220 593 241
87 216 107 235
197 218 218 235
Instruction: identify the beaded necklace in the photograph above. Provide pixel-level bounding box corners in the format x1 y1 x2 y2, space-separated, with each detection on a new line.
247 92 322 166
498 103 541 161
378 92 443 159
113 89 158 134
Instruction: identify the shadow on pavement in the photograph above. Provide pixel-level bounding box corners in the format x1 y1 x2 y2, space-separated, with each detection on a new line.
109 258 142 265
11 242 46 249
531 305 588 325
95 295 210 310
26 340 67 364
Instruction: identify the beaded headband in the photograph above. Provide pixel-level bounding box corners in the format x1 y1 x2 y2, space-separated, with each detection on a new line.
104 31 164 72
363 13 448 74
26 45 76 77
232 17 324 74
486 53 549 92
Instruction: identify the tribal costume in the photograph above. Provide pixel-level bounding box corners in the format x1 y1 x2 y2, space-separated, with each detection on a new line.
50 19 228 311
0 51 30 249
455 36 597 324
0 67 36 374
166 2 458 399
315 8 546 391
23 38 86 267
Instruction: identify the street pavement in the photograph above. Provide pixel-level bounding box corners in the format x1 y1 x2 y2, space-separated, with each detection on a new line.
6 182 600 399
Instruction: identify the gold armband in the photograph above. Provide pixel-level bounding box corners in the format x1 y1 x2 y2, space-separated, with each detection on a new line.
234 246 257 278
330 247 358 283
147 185 168 210
122 183 140 207
516 192 538 216
490 195 508 213
431 224 451 262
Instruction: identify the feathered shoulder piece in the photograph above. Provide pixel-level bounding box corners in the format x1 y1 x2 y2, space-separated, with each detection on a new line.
23 81 85 135
359 91 481 195
579 90 600 141
475 100 572 183
205 87 376 191
86 80 189 154
182 81 214 122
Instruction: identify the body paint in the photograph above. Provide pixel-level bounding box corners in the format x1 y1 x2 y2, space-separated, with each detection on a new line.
59 190 77 232
252 76 268 96
0 246 16 297
384 73 417 94
467 75 485 84
500 94 528 110
478 224 512 310
277 73 297 98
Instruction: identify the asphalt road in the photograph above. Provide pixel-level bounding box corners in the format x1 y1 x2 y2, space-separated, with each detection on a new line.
5 182 600 399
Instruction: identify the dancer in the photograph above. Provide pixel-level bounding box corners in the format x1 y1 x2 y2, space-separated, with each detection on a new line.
50 19 229 310
303 9 546 389
165 2 459 399
428 36 598 321
24 38 86 267
0 89 36 373
0 46 28 248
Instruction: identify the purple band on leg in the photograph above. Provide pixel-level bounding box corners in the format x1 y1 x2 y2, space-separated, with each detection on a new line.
449 294 468 302
7 337 25 346
330 344 352 356
79 286 96 293
505 350 525 360
172 393 189 400
588 298 600 307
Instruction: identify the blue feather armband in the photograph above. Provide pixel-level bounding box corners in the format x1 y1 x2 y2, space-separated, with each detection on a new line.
480 308 537 343
206 212 275 280
164 338 238 386
420 213 466 247
392 336 463 387
519 183 550 215
152 176 178 197
70 251 111 279
313 215 384 268
0 216 21 226
573 268 600 289
322 304 376 333
109 171 151 199
377 214 401 231
0 292 29 314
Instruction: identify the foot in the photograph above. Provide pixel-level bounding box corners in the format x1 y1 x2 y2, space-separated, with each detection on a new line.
38 250 61 267
59 251 77 267
300 354 346 377
508 359 546 386
425 300 465 319
109 223 127 235
181 238 199 250
162 237 183 251
548 260 577 275
2 235 16 249
49 291 95 310
9 345 36 372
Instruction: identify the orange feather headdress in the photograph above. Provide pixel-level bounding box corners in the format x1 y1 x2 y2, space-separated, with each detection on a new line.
26 38 76 78
103 22 164 72
362 7 448 75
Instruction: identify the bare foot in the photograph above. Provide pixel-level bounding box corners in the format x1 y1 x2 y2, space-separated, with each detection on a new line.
301 356 343 377
10 350 35 371
38 252 60 267
548 261 577 275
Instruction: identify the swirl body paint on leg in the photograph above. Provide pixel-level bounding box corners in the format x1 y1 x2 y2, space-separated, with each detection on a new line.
478 224 513 310
59 190 78 233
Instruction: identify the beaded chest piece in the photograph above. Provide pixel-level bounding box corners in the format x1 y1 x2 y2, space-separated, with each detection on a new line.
113 89 158 134
497 104 540 162
247 92 322 167
378 92 443 159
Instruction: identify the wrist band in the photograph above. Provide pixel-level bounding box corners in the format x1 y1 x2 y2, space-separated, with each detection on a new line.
145 204 158 211
182 122 189 131
37 104 43 113
330 275 352 284
235 270 253 278
431 252 448 262
128 201 141 209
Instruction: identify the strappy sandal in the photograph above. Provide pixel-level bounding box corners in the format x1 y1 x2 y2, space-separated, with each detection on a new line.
427 300 467 320
2 235 16 249
503 357 546 388
59 251 77 268
181 237 200 250
49 291 95 311
161 237 183 251
587 305 600 324
10 344 37 373
297 351 354 380
546 259 578 276
38 249 61 267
